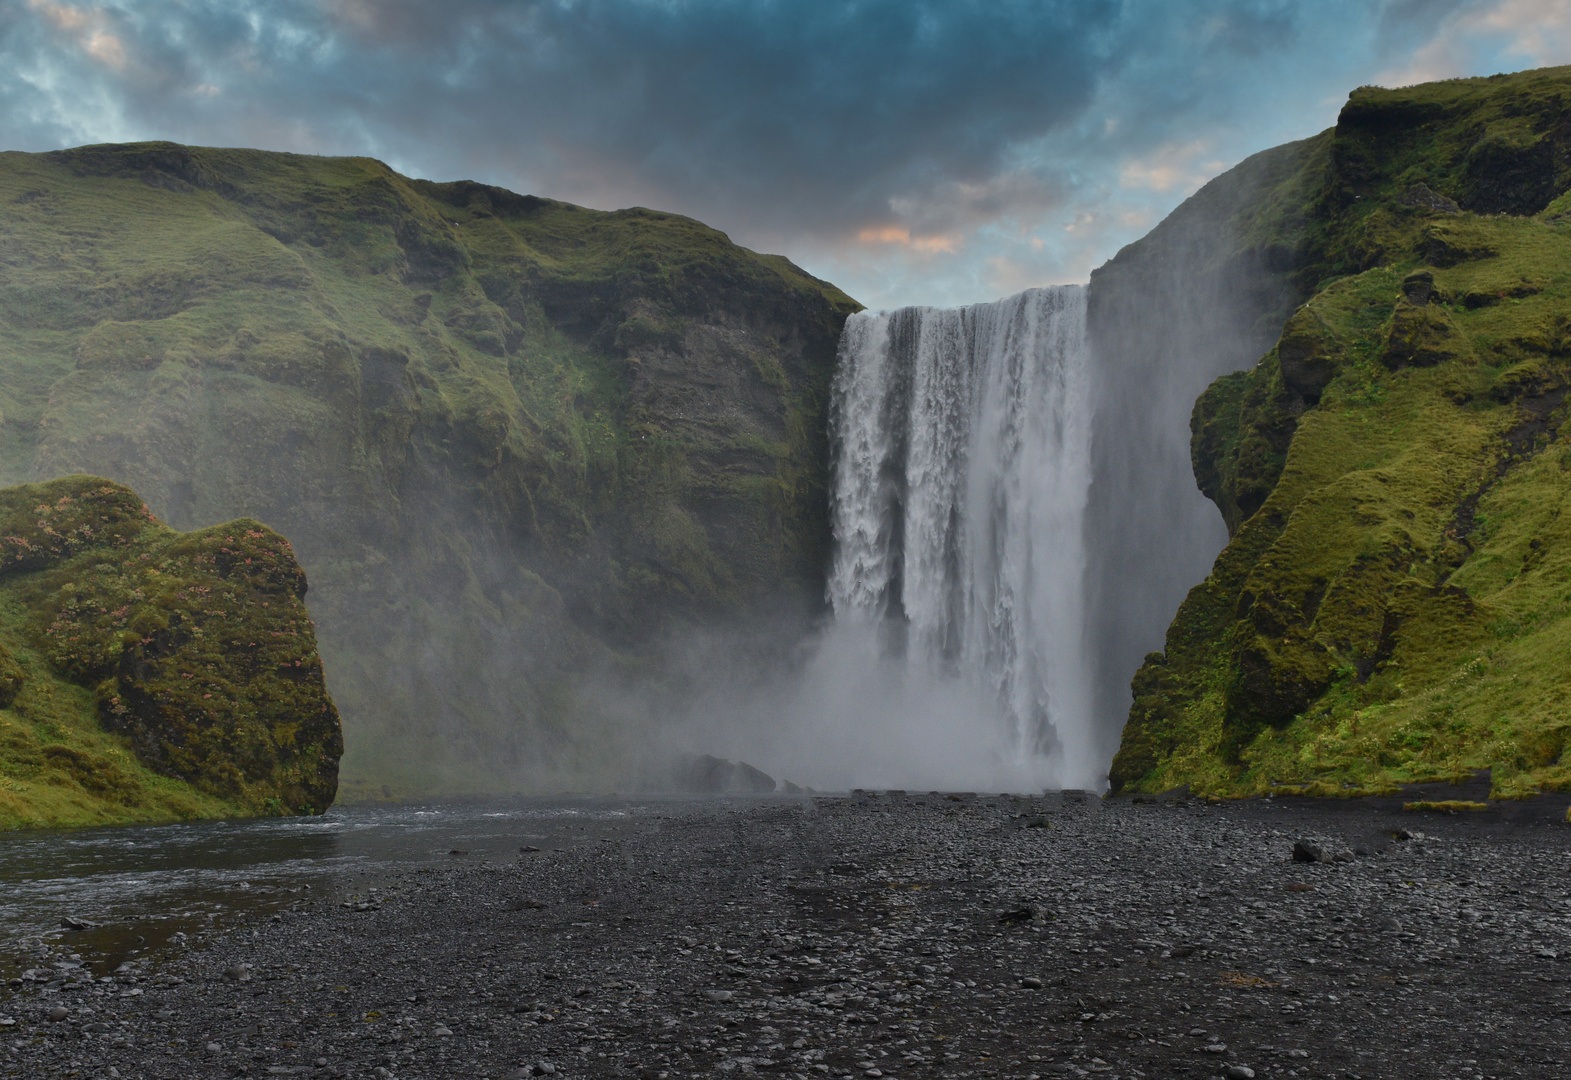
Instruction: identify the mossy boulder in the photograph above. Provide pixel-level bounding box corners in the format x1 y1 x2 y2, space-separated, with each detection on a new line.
0 476 341 824
1112 65 1571 800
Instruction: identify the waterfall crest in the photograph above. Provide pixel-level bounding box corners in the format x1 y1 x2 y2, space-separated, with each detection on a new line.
828 286 1096 787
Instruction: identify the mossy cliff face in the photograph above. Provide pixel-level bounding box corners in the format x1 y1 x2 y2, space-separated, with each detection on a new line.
0 143 860 795
1111 66 1571 799
0 476 340 827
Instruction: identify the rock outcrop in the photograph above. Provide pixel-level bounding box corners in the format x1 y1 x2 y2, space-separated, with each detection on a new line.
0 476 341 827
1111 65 1571 798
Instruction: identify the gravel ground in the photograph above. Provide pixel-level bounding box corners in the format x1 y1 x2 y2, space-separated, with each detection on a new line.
5 790 1571 1080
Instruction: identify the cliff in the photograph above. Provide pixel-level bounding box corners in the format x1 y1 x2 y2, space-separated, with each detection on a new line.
1110 66 1571 798
0 144 859 797
0 476 340 827
1084 128 1330 766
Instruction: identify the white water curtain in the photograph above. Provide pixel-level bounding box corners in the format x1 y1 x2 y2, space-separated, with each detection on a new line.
827 286 1096 787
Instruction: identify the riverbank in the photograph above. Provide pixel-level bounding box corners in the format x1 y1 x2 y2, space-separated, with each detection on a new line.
4 792 1570 1079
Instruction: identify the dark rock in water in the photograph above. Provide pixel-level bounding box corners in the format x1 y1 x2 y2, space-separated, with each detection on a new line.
678 755 776 794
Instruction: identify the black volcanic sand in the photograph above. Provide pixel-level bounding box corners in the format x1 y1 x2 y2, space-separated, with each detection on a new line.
5 792 1571 1080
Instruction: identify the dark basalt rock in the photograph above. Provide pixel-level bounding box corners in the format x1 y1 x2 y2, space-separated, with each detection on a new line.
676 754 777 794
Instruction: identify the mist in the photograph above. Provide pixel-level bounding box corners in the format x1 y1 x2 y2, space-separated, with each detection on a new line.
603 619 1058 795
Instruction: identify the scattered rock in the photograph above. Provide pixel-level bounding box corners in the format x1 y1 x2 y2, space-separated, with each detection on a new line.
2 793 1558 1080
676 754 777 794
1292 839 1327 863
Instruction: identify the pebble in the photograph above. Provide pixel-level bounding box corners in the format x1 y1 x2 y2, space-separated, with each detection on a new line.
4 795 1565 1080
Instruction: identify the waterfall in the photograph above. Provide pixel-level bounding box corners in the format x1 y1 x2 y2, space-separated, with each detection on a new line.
827 286 1097 787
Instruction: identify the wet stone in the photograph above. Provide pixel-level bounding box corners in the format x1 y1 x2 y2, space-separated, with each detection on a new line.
3 795 1566 1080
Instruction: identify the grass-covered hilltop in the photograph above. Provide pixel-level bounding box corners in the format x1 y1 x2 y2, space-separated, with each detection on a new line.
0 144 859 797
0 476 340 827
1111 65 1571 799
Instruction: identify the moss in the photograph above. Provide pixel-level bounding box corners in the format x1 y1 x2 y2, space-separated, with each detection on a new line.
1114 65 1571 800
0 475 341 827
1404 800 1490 812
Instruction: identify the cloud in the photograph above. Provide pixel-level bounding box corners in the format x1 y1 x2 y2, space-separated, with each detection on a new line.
1374 0 1571 86
1119 140 1231 194
1 0 1566 307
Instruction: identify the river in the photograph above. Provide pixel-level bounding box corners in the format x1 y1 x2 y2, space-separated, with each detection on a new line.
0 797 730 981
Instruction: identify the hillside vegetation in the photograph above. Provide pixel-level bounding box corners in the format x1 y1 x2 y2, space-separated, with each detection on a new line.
1112 66 1571 798
0 144 859 797
0 476 340 828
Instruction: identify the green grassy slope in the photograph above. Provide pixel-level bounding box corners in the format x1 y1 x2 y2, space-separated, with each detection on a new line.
0 143 860 797
0 475 340 828
1111 66 1571 798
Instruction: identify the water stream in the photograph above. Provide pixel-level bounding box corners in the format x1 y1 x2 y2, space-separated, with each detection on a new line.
0 798 711 980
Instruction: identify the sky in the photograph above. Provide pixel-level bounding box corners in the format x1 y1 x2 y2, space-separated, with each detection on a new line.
4 1 1570 310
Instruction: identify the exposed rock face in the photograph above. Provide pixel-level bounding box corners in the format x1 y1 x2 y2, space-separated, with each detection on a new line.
0 144 859 795
675 754 777 794
0 476 341 824
1111 65 1571 798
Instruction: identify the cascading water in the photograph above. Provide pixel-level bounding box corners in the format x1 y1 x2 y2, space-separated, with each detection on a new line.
827 286 1097 788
